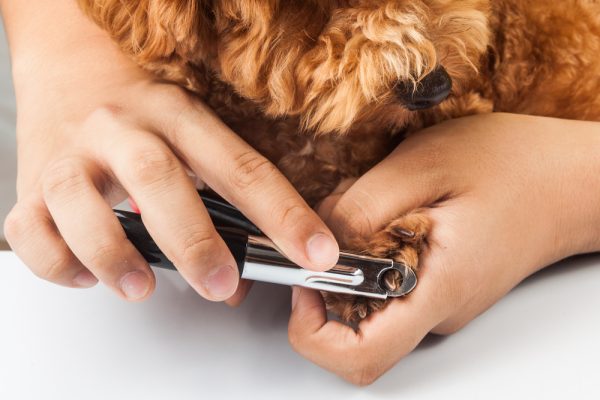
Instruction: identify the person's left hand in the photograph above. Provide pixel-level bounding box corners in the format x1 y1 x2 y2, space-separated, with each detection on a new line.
287 113 600 385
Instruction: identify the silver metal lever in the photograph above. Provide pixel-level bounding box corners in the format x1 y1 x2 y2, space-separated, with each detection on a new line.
242 235 417 299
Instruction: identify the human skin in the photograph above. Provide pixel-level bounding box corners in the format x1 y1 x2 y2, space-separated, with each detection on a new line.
0 0 339 305
289 113 600 385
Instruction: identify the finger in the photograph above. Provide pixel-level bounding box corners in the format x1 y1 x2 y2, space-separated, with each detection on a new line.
288 290 427 386
143 92 338 271
103 129 239 301
225 279 253 307
41 156 155 301
325 141 451 243
315 178 357 221
289 287 376 384
288 257 450 385
4 195 98 288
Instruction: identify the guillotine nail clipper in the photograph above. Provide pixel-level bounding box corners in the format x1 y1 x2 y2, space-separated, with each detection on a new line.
115 191 417 299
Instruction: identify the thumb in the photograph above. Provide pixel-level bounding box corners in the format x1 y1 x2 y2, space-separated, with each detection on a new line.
325 149 445 244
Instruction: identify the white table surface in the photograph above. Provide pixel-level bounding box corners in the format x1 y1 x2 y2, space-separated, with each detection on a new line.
1 251 599 399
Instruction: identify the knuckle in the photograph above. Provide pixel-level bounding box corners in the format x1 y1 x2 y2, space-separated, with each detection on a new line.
126 146 180 188
287 328 304 351
37 250 74 282
4 204 78 283
84 105 125 128
344 362 382 387
42 158 87 200
174 225 220 268
229 151 277 193
3 207 26 244
87 241 123 271
156 85 200 145
274 202 308 230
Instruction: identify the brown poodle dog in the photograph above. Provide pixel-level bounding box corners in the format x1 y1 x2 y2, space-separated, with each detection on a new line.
77 0 600 322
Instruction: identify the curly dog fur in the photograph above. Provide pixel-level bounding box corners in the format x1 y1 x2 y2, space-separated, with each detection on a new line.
77 0 600 322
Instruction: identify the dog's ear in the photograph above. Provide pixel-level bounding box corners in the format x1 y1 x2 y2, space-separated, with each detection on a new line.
77 0 214 66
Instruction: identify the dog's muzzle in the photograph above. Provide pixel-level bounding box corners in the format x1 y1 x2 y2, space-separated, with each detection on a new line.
396 66 453 111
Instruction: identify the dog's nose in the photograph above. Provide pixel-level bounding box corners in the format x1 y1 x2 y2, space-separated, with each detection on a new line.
396 66 452 111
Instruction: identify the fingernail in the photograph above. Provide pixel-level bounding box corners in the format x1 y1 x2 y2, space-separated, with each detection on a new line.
306 233 339 269
73 270 98 288
120 271 151 300
204 265 238 300
291 287 301 311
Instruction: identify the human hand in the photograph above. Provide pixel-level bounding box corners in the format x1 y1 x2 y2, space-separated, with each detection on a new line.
2 0 338 304
288 113 600 385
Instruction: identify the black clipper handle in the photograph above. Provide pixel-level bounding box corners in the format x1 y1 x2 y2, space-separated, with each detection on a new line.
115 210 249 275
198 190 262 236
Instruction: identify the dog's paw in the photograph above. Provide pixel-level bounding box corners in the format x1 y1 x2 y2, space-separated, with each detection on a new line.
324 211 430 323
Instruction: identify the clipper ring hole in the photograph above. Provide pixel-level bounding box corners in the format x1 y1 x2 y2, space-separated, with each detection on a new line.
380 268 404 293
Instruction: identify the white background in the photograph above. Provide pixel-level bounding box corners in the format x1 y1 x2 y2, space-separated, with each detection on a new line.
1 15 600 400
2 252 600 399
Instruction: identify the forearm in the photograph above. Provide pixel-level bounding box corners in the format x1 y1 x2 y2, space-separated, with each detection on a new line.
1 0 148 122
0 0 116 80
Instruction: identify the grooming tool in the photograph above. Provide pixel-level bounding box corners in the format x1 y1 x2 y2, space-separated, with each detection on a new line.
198 190 263 236
115 192 417 299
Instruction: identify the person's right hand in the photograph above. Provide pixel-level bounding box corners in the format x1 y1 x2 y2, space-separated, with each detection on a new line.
2 1 339 304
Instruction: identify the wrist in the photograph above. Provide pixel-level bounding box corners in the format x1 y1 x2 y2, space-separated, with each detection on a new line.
551 119 600 259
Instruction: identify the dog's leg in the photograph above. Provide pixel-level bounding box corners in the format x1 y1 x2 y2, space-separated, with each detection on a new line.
324 211 430 323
